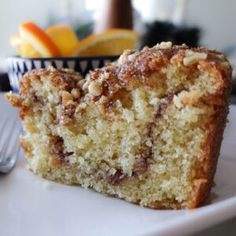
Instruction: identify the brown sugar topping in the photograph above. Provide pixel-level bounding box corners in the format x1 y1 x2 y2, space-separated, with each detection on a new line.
17 45 231 114
86 44 231 106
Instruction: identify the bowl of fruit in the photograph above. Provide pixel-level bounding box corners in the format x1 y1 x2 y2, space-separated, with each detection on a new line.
7 21 139 92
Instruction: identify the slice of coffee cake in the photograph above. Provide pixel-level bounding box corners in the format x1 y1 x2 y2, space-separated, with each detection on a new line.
6 42 232 209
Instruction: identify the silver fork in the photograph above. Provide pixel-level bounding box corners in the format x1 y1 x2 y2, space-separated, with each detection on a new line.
0 117 21 174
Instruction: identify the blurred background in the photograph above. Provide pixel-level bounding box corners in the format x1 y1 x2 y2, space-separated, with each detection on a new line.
1 0 236 55
0 0 236 99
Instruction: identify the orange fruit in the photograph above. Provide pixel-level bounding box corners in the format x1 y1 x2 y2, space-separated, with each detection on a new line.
19 21 61 57
74 29 139 56
46 24 78 57
10 34 41 58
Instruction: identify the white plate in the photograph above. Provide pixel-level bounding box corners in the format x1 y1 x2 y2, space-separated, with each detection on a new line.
1 93 236 236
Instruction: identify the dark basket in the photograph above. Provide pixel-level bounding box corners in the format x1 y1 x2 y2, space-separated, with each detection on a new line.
6 56 118 93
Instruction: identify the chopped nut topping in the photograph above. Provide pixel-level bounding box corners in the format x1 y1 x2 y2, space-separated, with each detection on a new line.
102 72 110 80
61 91 73 103
48 65 56 72
82 75 92 91
117 49 136 65
156 41 173 49
88 81 102 96
183 51 207 66
71 88 80 99
77 79 85 88
5 92 21 107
